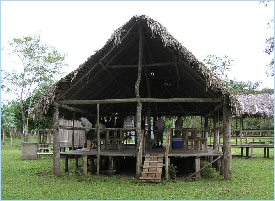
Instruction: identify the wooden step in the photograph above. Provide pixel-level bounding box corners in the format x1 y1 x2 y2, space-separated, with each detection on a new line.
140 154 164 182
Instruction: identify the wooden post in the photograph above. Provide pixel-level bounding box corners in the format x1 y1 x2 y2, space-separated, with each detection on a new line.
240 117 243 144
222 102 232 180
65 155 69 173
165 128 171 180
136 101 143 178
135 21 143 179
83 155 88 176
72 112 75 150
213 116 218 151
108 156 114 176
96 104 100 176
146 110 151 150
204 117 209 151
195 157 201 179
53 105 61 176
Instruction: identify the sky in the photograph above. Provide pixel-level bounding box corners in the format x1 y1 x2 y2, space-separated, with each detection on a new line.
1 1 274 102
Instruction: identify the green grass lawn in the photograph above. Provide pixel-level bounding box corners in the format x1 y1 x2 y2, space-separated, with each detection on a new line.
1 137 274 200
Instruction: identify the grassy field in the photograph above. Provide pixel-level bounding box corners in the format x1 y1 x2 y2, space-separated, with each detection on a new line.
1 137 274 200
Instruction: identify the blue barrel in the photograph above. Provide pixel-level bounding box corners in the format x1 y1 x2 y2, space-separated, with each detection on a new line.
172 138 184 148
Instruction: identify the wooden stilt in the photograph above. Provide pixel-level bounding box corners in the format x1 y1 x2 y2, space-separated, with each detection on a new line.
53 105 61 176
213 116 218 151
136 101 143 178
165 128 171 180
195 157 201 179
222 103 232 180
83 156 88 176
96 104 100 176
72 112 75 150
204 117 209 151
65 155 69 173
108 156 114 176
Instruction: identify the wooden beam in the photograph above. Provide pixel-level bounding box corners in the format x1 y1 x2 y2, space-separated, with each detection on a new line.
59 97 222 105
223 102 232 180
54 102 93 116
53 105 61 176
205 103 223 118
106 62 174 69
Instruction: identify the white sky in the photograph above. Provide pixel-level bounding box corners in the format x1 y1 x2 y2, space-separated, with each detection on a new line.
1 1 274 102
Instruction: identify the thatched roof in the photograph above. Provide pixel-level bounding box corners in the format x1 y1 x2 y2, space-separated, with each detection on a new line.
234 93 274 118
34 15 235 118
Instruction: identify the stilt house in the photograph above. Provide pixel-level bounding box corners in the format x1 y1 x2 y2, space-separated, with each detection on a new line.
34 15 237 181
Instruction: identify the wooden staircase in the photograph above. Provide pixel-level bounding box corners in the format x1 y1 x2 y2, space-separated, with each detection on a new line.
139 154 164 182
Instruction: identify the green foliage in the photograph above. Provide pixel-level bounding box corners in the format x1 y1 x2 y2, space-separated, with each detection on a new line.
169 164 178 179
226 79 262 94
1 141 274 200
165 118 173 128
1 101 22 133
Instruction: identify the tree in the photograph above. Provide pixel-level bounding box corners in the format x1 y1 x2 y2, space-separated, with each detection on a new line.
1 35 66 141
203 54 233 81
264 21 274 77
203 54 262 94
260 1 274 76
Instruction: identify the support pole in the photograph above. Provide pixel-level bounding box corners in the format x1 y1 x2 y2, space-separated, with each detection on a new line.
136 101 143 178
165 128 171 180
213 116 218 151
53 105 61 176
135 21 143 179
204 117 209 151
96 104 100 176
195 157 201 179
222 102 232 180
72 112 75 150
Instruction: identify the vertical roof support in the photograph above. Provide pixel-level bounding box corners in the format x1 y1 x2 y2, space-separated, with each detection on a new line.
135 21 143 179
223 100 232 180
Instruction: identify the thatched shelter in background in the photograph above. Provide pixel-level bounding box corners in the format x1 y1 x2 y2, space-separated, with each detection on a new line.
235 93 274 118
34 15 235 181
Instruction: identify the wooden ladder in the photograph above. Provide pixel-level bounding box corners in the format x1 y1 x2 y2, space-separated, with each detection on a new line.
139 154 164 182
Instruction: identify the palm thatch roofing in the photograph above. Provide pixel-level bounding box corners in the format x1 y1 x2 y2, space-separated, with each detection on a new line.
234 93 274 118
34 15 238 118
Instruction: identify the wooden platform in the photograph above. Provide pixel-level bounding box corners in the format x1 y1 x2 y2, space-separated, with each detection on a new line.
60 146 223 175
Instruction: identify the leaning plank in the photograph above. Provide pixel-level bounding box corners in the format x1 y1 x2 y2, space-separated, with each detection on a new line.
187 156 222 179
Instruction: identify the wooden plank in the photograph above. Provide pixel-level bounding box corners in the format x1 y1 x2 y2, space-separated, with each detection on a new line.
59 97 222 105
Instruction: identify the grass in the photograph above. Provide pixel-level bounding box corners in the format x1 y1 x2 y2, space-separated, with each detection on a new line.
1 137 274 200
